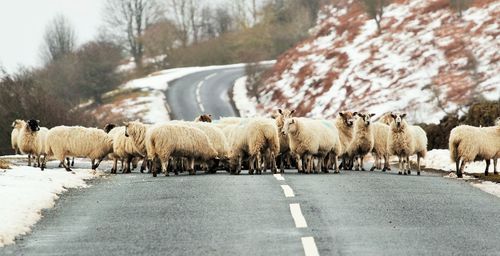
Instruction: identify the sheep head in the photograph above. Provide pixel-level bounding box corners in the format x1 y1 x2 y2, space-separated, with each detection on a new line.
390 113 407 128
281 117 297 136
355 113 375 127
339 111 356 127
27 119 40 132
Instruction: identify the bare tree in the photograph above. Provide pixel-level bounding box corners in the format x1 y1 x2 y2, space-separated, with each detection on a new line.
214 7 233 35
362 0 387 32
103 0 163 70
41 14 76 63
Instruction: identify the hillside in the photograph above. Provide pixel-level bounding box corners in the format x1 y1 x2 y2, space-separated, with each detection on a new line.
258 0 499 123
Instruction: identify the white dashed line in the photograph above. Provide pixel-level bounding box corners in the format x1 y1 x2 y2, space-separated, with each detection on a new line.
204 73 217 80
195 81 205 112
301 237 320 256
281 185 295 197
273 174 285 181
290 203 307 228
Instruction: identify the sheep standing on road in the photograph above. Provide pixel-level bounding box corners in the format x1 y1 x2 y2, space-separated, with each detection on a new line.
42 126 113 171
11 119 25 155
371 122 391 172
17 119 48 167
449 123 500 178
145 123 218 177
282 117 338 174
335 112 356 170
226 118 280 175
273 109 295 173
347 113 375 171
388 113 427 175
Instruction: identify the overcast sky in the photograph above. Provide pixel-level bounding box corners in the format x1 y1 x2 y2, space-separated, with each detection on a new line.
0 0 104 72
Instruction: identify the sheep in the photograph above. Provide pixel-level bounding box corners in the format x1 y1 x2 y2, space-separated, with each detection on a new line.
347 113 375 171
370 122 391 172
387 113 427 175
17 119 48 168
272 109 295 173
449 124 500 178
194 114 213 123
144 123 218 177
42 126 113 172
107 125 143 174
335 111 356 170
11 119 25 154
282 117 339 174
226 118 280 175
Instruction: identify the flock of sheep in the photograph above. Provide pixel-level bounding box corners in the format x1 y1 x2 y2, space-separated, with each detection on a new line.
9 111 500 178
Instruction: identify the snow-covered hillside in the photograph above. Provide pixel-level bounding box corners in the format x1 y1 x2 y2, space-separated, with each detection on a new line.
258 0 499 123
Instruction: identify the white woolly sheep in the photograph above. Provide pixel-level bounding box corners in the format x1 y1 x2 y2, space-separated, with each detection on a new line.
272 109 295 173
449 124 500 178
371 122 391 172
282 117 339 174
107 125 143 174
42 126 113 171
17 119 48 167
11 119 25 154
335 111 356 170
226 118 280 175
387 113 427 175
347 113 375 171
145 123 218 177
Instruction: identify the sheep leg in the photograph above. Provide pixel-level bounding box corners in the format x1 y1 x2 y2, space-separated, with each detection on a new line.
151 158 158 177
458 159 466 178
271 152 277 174
484 159 490 176
27 153 32 166
406 156 411 175
92 157 105 170
382 154 390 172
71 157 75 167
279 154 285 173
126 155 134 173
398 156 403 175
360 156 366 171
417 155 421 176
296 154 303 173
370 154 377 171
111 158 118 174
140 158 147 173
188 158 196 175
161 157 170 177
494 159 498 175
62 157 72 172
333 155 339 173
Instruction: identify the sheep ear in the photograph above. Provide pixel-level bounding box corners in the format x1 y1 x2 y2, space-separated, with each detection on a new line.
401 113 407 118
278 109 283 115
208 114 212 117
370 113 375 117
291 118 295 124
339 112 344 117
353 112 358 116
390 113 396 119
290 110 295 115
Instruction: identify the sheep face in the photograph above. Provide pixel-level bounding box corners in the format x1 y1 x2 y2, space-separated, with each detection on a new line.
274 109 295 129
27 119 40 132
104 123 117 133
11 119 23 128
339 111 356 127
196 114 212 123
390 113 407 128
282 118 297 136
356 113 375 127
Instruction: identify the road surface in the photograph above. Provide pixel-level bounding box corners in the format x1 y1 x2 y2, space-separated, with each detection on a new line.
3 65 500 255
166 67 245 120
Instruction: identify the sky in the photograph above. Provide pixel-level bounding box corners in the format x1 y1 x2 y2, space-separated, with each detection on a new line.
0 0 104 72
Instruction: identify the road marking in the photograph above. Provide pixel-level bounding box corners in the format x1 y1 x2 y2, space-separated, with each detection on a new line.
290 203 307 228
273 174 285 181
196 81 205 112
281 185 295 197
204 73 217 80
301 237 320 256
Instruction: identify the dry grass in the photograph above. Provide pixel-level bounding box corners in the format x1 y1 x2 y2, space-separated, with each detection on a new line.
471 173 500 183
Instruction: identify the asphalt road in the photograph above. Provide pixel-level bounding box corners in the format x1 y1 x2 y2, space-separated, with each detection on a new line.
3 167 500 255
166 67 245 120
3 66 500 255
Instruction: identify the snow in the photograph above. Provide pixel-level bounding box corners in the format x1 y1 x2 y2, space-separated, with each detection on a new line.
0 161 103 247
417 149 500 199
260 0 499 124
232 76 258 117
